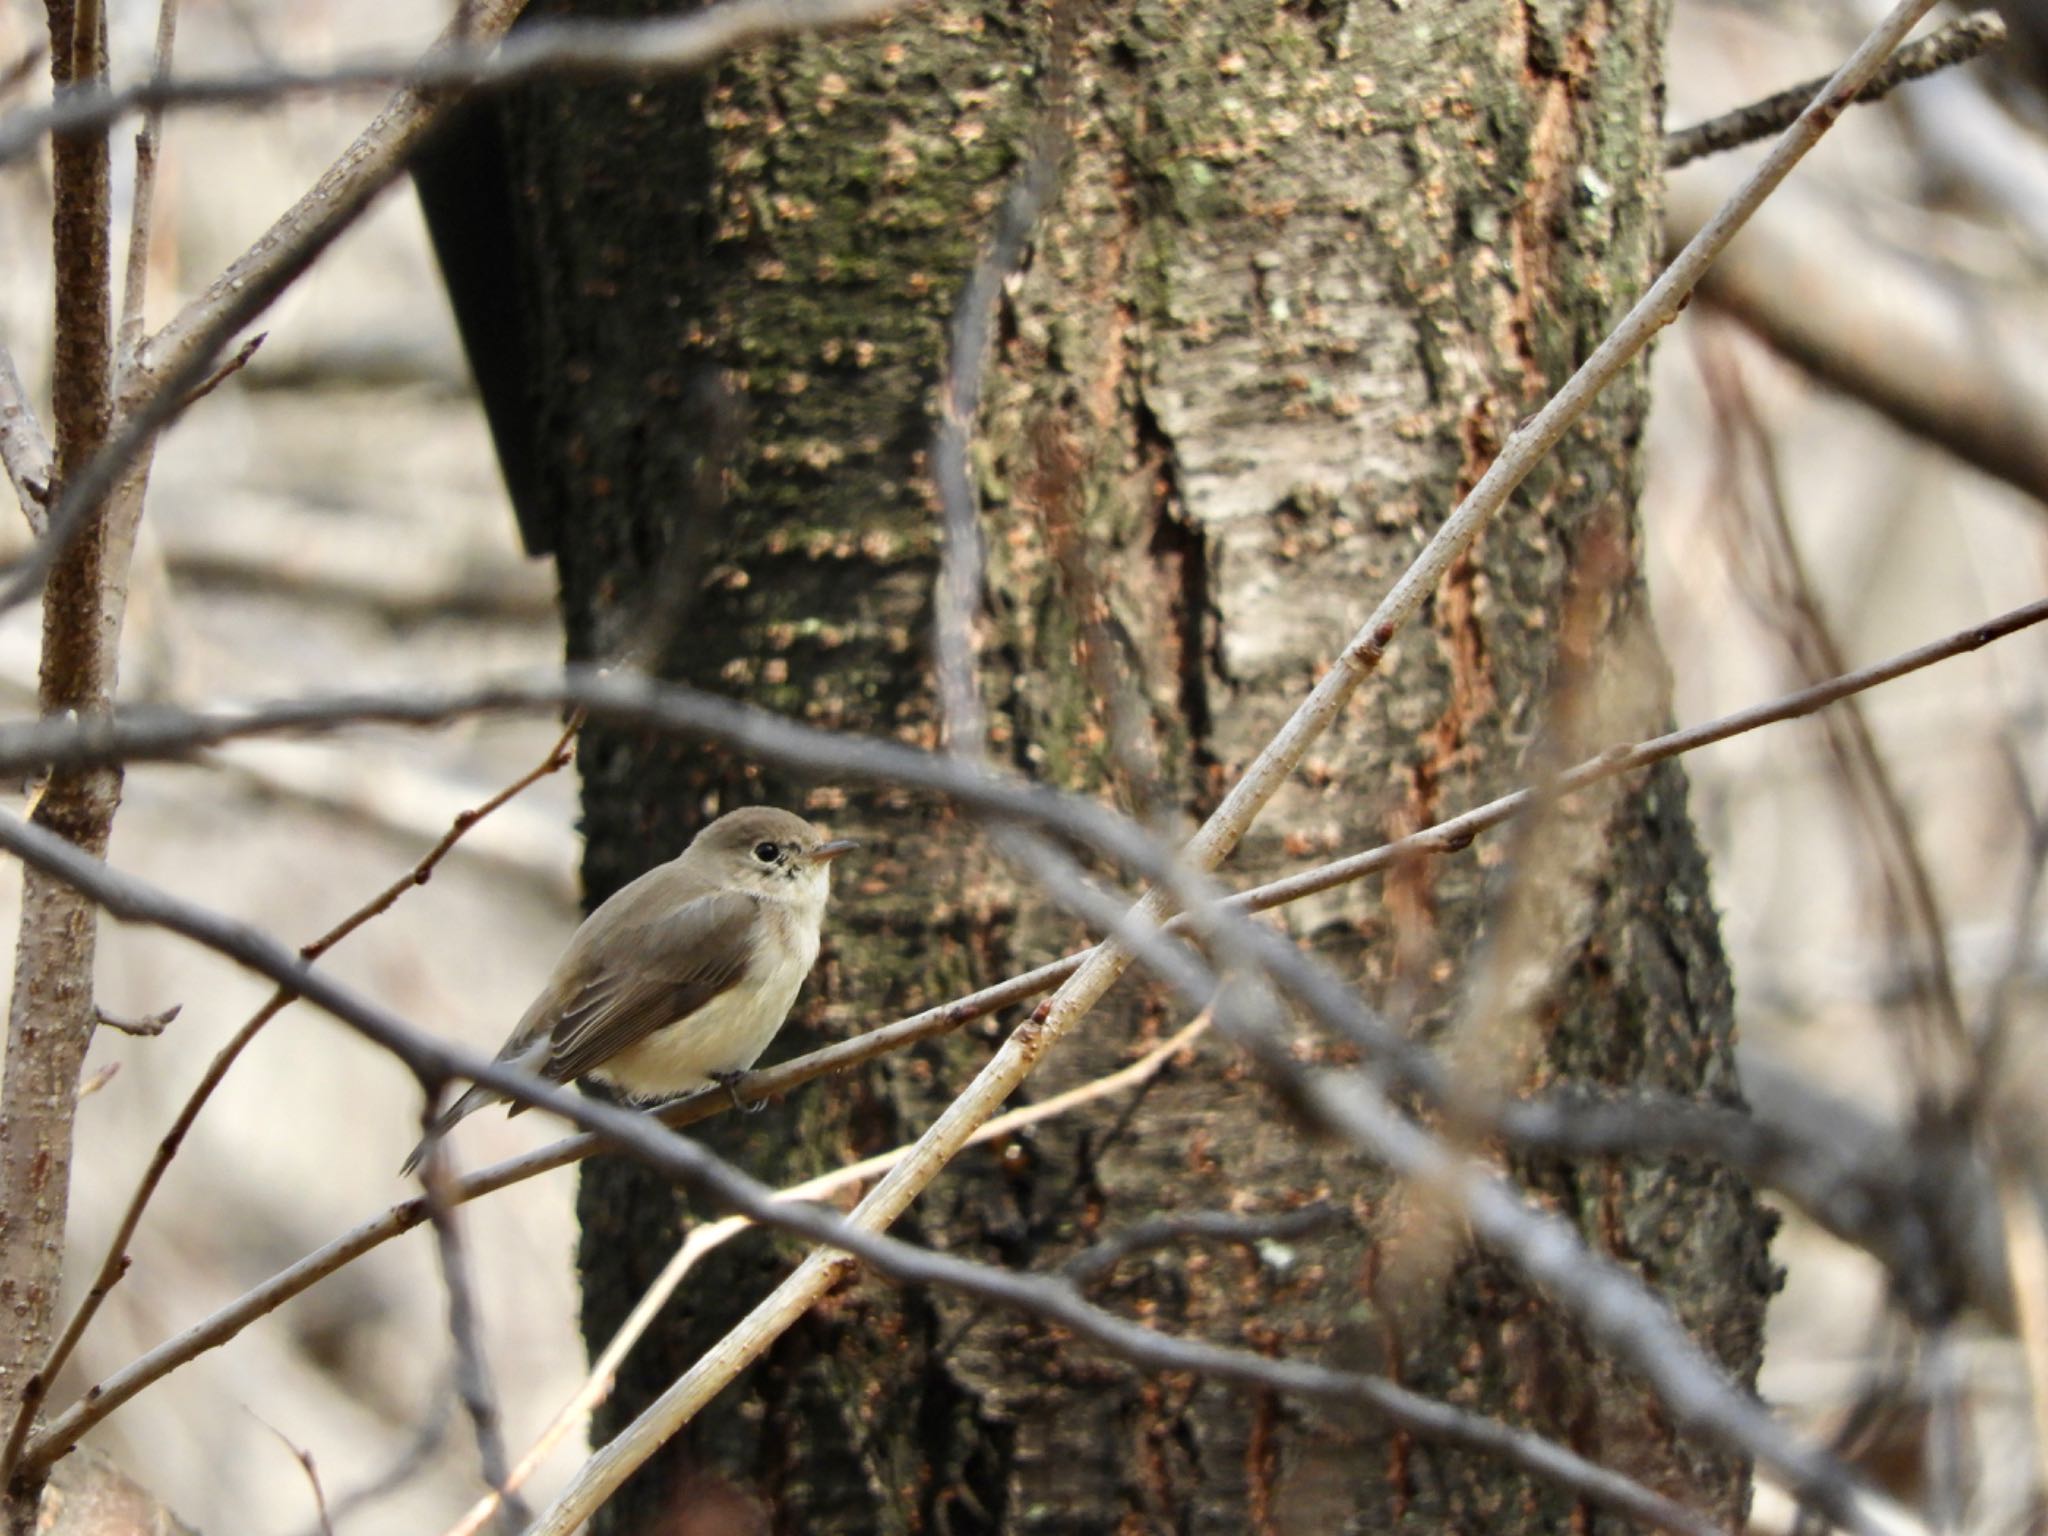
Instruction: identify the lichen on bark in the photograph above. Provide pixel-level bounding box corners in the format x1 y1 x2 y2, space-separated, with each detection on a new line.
494 0 1776 1529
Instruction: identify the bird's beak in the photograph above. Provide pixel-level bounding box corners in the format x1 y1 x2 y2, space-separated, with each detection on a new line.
808 838 859 864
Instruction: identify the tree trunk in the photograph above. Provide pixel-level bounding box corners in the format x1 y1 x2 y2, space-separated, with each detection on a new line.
487 0 1776 1528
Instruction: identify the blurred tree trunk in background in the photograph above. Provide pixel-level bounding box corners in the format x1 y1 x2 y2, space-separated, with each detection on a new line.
471 0 1779 1528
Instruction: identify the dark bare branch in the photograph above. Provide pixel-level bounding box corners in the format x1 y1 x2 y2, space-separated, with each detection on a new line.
1664 11 2007 168
0 804 1721 1536
25 716 580 1435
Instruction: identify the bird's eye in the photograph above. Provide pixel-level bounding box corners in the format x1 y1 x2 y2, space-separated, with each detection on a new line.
753 841 780 864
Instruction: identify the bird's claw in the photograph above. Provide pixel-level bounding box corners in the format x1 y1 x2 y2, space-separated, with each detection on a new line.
710 1070 765 1114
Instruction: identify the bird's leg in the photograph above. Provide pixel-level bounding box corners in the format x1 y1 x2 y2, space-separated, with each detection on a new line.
709 1070 765 1115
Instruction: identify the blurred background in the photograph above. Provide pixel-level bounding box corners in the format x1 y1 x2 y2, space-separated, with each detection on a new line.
0 0 2044 1530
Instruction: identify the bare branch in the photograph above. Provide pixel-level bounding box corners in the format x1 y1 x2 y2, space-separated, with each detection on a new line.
22 591 2043 1468
16 717 579 1460
0 607 2032 948
0 344 52 531
177 330 264 410
251 1413 336 1536
0 0 914 166
93 1001 179 1036
419 1157 524 1530
0 807 1722 1536
447 1015 1214 1536
1664 11 2007 168
115 0 180 367
0 0 122 1500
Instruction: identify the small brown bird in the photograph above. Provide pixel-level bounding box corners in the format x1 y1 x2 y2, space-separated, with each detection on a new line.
402 806 856 1173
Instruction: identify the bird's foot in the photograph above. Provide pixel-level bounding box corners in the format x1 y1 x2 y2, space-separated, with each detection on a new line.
709 1070 765 1115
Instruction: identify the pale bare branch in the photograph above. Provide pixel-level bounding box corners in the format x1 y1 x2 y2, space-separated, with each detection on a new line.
445 1014 1214 1536
18 590 2043 1471
0 343 51 531
0 804 1722 1536
419 1157 524 1530
93 1001 178 1036
115 0 179 368
18 717 578 1454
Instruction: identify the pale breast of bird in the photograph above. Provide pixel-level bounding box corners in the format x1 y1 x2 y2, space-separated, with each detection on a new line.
589 903 823 1100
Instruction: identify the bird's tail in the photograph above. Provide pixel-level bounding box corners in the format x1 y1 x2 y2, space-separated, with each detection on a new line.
399 1081 499 1177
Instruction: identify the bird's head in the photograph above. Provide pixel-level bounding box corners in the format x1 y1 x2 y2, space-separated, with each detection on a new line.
688 806 858 909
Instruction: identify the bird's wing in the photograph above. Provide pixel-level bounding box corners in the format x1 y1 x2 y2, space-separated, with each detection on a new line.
535 888 760 1088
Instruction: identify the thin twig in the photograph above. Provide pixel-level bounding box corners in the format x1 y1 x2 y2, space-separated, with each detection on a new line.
0 0 913 165
93 1001 179 1036
0 814 1717 1536
0 0 928 624
178 331 264 410
0 42 47 102
313 1393 452 1536
22 593 2045 1461
252 1411 337 1536
420 1152 524 1531
444 1014 1213 1536
1664 11 2006 168
15 716 579 1455
0 344 52 531
116 0 180 368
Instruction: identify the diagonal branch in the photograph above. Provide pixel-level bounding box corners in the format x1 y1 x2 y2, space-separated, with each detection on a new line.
0 0 913 167
14 716 580 1459
0 343 52 531
0 803 1723 1536
444 1013 1214 1536
531 3 1942 1521
19 588 2044 1471
1664 10 2006 168
0 0 530 621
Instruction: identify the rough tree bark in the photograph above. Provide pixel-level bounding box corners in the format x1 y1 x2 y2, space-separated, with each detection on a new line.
469 0 1778 1528
0 2 128 1527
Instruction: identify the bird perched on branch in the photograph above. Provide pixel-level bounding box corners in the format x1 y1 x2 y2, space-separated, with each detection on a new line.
402 806 856 1174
